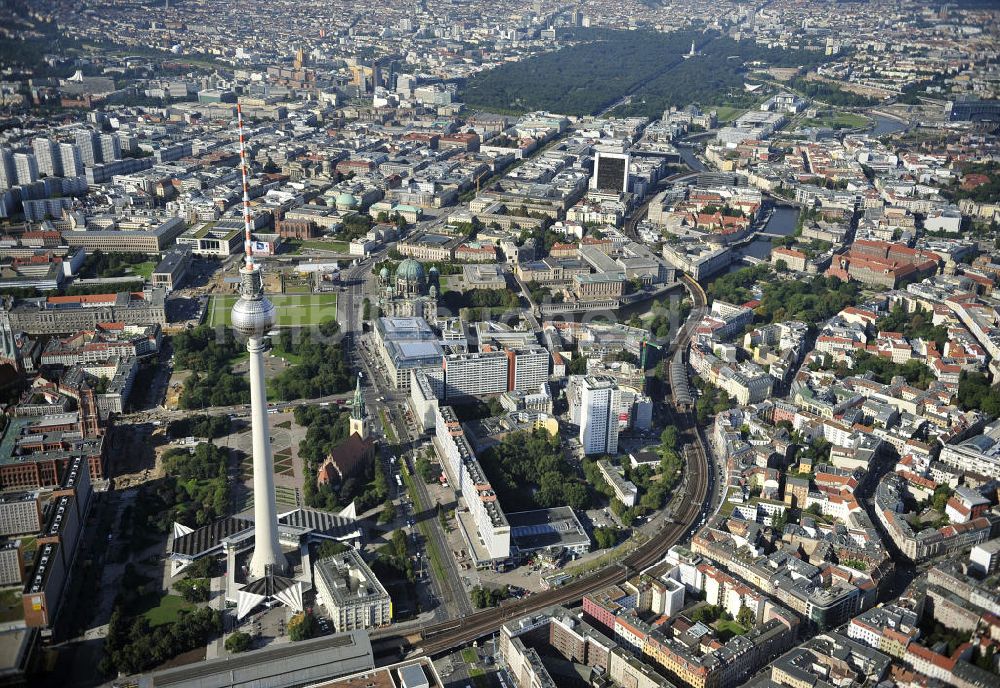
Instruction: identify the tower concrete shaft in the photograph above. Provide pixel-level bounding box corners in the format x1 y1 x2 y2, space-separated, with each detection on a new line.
245 331 287 579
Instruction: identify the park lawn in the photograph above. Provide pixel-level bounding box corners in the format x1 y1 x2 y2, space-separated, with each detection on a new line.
142 593 195 627
207 293 337 327
272 349 304 365
714 105 745 123
713 619 748 636
127 261 157 280
298 240 349 253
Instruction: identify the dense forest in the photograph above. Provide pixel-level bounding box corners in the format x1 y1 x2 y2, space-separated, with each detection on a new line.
462 30 830 117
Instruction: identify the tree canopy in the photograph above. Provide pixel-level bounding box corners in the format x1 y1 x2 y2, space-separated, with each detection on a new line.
480 429 591 511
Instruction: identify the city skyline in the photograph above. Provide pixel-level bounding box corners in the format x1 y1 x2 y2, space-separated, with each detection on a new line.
0 1 997 688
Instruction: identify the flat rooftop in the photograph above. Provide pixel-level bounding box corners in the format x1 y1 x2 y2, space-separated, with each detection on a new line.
139 629 373 688
507 506 590 553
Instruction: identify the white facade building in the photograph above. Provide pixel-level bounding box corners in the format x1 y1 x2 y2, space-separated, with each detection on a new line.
575 375 621 455
313 549 392 631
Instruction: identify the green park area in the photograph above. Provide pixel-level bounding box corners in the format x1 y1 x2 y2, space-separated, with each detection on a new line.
141 593 195 627
285 238 350 254
461 28 830 118
207 293 338 327
713 106 746 123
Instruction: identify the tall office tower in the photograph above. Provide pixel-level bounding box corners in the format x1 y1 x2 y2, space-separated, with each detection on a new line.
0 148 15 191
74 129 102 167
395 72 416 97
33 138 63 177
58 144 84 177
578 375 621 455
230 104 287 580
99 134 121 163
13 153 38 186
591 146 631 193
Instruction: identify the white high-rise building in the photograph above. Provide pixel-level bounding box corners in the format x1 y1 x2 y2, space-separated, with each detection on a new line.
58 143 84 177
0 148 15 191
33 138 62 177
442 351 508 398
13 153 38 185
576 375 621 455
99 133 121 163
510 347 549 391
74 129 101 167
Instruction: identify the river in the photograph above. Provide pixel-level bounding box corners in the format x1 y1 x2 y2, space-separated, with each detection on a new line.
730 204 800 266
676 144 707 172
870 114 908 136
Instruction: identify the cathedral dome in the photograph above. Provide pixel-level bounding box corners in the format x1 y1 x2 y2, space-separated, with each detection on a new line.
335 192 359 210
395 258 425 284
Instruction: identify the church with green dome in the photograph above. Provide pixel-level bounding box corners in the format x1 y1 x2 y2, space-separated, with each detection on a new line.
375 257 439 321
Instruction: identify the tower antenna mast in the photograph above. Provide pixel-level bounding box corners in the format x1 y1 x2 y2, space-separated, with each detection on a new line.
236 103 254 271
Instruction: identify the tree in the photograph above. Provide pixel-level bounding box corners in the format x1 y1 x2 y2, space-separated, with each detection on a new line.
225 631 252 653
478 429 590 512
567 353 589 375
470 585 512 608
737 605 755 628
271 330 352 401
101 606 221 675
173 577 210 602
931 485 953 513
185 557 219 578
288 610 318 641
594 526 617 549
958 372 1000 417
690 605 722 624
415 455 436 483
771 510 788 533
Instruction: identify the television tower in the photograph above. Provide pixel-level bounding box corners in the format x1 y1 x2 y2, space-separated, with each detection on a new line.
230 104 287 579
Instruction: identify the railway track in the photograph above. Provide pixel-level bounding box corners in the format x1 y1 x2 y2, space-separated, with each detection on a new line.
371 408 710 659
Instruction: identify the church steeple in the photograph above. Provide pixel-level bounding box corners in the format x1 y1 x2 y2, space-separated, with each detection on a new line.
349 373 368 439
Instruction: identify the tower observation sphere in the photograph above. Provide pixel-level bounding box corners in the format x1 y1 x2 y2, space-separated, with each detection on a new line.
231 266 276 338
